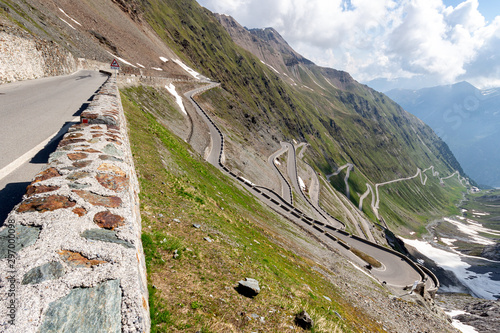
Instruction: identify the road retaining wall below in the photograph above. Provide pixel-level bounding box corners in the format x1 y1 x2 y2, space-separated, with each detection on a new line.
0 75 150 332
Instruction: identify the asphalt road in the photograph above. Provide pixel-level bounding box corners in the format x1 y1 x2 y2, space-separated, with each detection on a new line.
0 70 108 224
184 82 437 291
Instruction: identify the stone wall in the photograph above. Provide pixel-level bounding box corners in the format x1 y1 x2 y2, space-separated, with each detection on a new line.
0 76 150 332
0 30 77 84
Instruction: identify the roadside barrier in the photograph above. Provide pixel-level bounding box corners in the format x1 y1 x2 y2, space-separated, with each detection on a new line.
0 75 150 332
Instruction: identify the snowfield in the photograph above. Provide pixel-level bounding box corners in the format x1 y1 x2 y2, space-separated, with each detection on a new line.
165 83 187 115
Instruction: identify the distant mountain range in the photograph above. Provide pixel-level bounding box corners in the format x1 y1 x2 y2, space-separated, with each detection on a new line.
386 82 500 188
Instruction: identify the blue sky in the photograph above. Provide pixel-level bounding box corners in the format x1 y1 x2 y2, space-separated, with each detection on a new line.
197 0 500 90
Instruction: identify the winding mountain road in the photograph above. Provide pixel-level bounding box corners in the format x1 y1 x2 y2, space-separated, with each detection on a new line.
0 70 108 224
184 82 439 293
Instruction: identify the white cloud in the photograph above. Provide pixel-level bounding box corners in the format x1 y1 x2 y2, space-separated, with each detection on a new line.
198 0 500 89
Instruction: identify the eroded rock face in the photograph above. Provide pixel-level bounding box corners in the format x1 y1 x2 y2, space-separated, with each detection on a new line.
482 243 500 261
39 279 122 333
17 195 76 213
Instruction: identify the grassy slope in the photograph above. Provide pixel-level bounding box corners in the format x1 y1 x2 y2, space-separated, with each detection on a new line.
121 87 385 332
135 0 467 232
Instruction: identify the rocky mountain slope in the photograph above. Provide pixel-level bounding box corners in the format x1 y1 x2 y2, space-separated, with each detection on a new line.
387 82 500 188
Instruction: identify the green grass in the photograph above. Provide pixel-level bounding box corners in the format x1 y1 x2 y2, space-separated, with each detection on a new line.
121 86 387 332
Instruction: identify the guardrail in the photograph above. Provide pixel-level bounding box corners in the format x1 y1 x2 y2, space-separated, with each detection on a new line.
0 75 150 332
185 82 438 296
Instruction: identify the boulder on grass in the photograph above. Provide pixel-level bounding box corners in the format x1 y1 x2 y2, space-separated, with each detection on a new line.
236 278 260 298
295 310 313 330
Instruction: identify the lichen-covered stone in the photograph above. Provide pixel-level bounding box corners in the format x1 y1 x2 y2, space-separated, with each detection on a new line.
0 225 41 259
59 250 107 268
96 173 128 192
72 160 92 168
48 152 66 163
26 185 60 197
39 279 122 333
99 155 123 162
22 261 65 285
67 153 88 161
102 144 123 157
81 229 133 248
97 163 126 177
93 211 124 230
72 190 122 208
34 167 61 183
17 195 76 213
67 172 91 181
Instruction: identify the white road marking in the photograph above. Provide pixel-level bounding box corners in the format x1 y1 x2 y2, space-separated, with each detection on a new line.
0 117 80 182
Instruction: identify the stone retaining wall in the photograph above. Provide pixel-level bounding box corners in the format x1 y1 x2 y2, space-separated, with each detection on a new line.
0 75 150 332
0 30 77 84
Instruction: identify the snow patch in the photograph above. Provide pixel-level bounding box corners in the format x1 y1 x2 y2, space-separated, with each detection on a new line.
260 60 280 74
165 84 187 115
274 158 281 166
445 311 478 333
298 177 306 192
160 56 169 62
151 67 163 71
172 59 204 80
444 217 499 245
59 8 82 26
402 238 500 300
441 238 457 246
59 18 75 30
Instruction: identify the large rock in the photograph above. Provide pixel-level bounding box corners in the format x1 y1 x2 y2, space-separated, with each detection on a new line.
39 279 122 333
237 278 260 298
482 243 500 261
295 310 314 330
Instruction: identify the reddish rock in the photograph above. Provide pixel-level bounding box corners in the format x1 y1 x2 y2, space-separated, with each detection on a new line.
107 125 120 131
67 153 88 161
17 195 76 213
96 173 128 192
72 207 87 217
26 185 60 197
34 167 61 183
92 133 104 138
58 138 87 147
81 112 99 120
97 164 126 177
93 211 125 230
72 160 92 168
106 138 123 145
91 126 102 130
75 148 102 153
59 250 107 268
72 190 122 208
